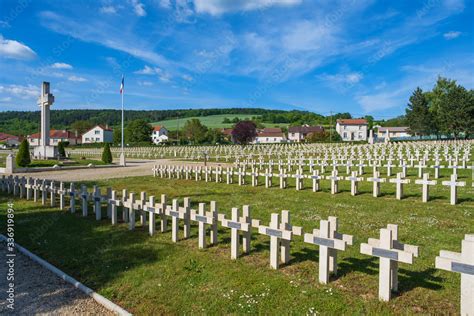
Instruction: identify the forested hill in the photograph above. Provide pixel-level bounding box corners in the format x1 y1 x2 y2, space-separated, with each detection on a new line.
0 108 332 136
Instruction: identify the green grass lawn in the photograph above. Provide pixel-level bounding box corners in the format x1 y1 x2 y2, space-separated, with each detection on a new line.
27 158 108 168
152 114 289 129
1 173 473 314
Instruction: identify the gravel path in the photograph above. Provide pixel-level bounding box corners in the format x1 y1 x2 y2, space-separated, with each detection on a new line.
0 244 115 315
15 159 232 182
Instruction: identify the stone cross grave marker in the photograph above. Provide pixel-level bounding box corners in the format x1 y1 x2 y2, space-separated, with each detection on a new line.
360 224 419 301
415 173 437 203
304 216 353 284
108 190 121 225
190 202 218 249
442 174 466 205
279 210 303 265
80 184 89 217
345 171 363 196
309 170 322 192
328 170 342 194
220 207 251 260
258 212 293 269
435 234 474 315
389 173 410 200
293 169 305 191
367 171 385 197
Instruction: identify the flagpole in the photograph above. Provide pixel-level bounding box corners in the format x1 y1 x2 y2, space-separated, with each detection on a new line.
120 75 126 167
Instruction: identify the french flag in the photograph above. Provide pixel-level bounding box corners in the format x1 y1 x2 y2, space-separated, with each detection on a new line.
120 75 124 94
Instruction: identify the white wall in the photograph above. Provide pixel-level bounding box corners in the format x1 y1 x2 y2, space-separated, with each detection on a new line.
82 126 113 144
336 123 367 141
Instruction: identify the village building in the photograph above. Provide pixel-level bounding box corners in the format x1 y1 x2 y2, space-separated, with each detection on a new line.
288 125 324 142
28 129 81 146
81 125 113 144
151 125 169 144
254 127 286 144
377 127 411 139
0 132 21 148
336 119 368 141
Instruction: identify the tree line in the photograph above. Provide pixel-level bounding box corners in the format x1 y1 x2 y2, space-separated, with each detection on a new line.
405 77 473 138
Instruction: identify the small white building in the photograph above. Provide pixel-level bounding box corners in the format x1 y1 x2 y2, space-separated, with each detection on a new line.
82 125 113 144
288 125 324 142
377 127 411 139
254 128 286 144
151 125 168 144
336 119 368 141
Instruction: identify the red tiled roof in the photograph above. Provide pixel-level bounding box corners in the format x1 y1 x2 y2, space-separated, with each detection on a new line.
28 130 80 139
97 124 112 131
261 127 282 133
221 128 233 136
257 132 285 138
336 119 368 125
153 125 164 131
0 132 19 141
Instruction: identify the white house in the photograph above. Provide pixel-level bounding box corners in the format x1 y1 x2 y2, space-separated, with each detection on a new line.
254 128 286 144
336 119 368 141
28 130 81 146
377 127 411 139
82 125 113 144
288 125 324 142
152 125 168 144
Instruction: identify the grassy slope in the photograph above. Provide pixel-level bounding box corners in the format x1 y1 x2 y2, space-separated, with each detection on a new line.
1 169 473 314
152 114 289 129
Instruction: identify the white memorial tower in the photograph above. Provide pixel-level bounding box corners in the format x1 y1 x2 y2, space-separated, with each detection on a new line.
33 81 58 159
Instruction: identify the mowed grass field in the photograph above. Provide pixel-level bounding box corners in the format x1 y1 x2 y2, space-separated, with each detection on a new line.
1 169 473 314
152 114 289 129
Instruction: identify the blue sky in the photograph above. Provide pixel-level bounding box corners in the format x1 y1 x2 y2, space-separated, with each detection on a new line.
0 0 472 118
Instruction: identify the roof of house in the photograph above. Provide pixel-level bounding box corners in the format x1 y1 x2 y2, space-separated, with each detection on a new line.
261 127 282 133
28 130 80 139
0 132 19 141
288 125 324 133
336 119 368 125
378 126 409 132
153 125 164 132
257 132 285 138
96 124 113 131
221 128 233 136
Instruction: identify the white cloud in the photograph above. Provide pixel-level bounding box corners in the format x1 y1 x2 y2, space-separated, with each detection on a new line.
0 97 12 102
138 81 153 86
356 88 408 113
0 35 36 60
51 62 73 69
129 0 146 16
318 72 363 84
443 31 461 40
159 0 171 9
134 65 162 75
100 5 118 14
39 11 169 66
182 74 193 81
0 84 38 99
193 0 301 15
68 75 87 82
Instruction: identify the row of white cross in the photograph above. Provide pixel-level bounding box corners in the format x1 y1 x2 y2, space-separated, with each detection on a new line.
152 165 468 205
0 174 472 313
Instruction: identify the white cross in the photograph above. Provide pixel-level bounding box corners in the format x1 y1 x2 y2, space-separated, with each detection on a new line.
389 173 410 200
190 201 218 249
304 216 353 284
442 174 466 205
435 234 474 315
414 173 437 202
258 212 293 269
221 207 251 260
367 172 386 197
360 224 419 301
345 171 363 196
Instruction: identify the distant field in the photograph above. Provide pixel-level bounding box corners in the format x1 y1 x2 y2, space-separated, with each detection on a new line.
152 114 289 130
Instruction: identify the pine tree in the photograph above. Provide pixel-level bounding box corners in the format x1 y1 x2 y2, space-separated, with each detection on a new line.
58 141 66 158
405 87 433 136
101 143 113 164
16 139 31 167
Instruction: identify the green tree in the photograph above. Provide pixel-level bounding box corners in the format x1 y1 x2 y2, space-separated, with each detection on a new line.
58 141 66 158
206 128 224 144
71 120 94 135
437 85 474 138
101 143 113 163
16 139 31 167
222 117 231 124
183 119 208 144
405 87 433 136
126 119 153 144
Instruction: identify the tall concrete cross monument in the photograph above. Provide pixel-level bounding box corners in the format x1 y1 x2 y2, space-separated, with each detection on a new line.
33 82 58 159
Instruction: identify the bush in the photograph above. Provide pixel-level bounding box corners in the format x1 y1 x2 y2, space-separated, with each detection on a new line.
16 139 31 167
101 143 113 164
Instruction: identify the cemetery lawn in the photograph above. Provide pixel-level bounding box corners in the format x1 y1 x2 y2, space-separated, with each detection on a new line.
1 175 473 314
27 158 108 168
